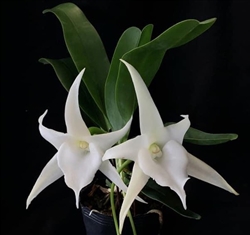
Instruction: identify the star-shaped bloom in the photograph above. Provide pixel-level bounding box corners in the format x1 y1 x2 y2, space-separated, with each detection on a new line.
26 68 133 208
103 59 239 233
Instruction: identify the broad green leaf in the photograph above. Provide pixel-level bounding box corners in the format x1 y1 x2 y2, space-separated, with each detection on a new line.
138 24 154 46
43 3 110 116
142 179 201 220
39 58 109 129
116 18 216 122
184 127 238 145
172 18 216 48
39 58 78 90
105 27 142 130
165 122 238 145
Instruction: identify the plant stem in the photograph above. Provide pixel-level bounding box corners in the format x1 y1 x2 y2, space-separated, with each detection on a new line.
110 160 132 235
128 210 137 235
117 160 132 173
110 182 120 235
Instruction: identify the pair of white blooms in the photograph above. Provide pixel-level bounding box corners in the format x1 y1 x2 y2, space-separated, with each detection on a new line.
27 60 238 234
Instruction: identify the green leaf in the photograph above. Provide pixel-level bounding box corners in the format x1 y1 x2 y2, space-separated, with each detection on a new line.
142 179 201 219
116 18 216 122
105 27 142 130
172 18 217 48
39 57 109 129
88 126 107 135
138 24 154 46
43 3 110 116
184 126 238 145
39 58 78 89
165 122 238 145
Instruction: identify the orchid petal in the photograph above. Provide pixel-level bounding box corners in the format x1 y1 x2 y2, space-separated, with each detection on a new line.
99 160 128 192
102 135 146 162
148 126 171 148
99 160 146 204
65 68 90 138
187 153 239 195
38 110 69 149
137 141 189 209
119 162 149 234
57 142 102 208
166 115 190 144
120 59 163 135
90 117 132 151
26 153 63 208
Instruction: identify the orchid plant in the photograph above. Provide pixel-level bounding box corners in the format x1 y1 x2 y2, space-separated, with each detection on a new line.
27 3 239 235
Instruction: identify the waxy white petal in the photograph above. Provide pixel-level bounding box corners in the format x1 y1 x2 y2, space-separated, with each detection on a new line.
137 141 189 209
26 153 63 208
57 142 102 208
38 110 69 149
187 153 239 195
103 135 146 162
147 126 171 148
166 115 190 144
99 160 146 204
90 117 132 151
99 160 128 192
119 162 149 234
120 59 163 135
65 68 90 139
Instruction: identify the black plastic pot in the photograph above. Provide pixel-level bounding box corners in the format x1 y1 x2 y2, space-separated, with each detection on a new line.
81 206 161 235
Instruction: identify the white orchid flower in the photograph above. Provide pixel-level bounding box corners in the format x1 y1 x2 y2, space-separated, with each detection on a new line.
26 68 133 209
103 59 239 233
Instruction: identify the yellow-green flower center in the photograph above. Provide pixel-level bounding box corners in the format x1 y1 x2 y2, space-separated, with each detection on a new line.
149 143 162 159
79 140 89 150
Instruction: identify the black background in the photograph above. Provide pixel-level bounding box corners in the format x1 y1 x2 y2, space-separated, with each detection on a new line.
1 0 249 234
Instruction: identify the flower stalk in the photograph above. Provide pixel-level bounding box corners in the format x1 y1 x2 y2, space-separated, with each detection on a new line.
110 158 137 235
